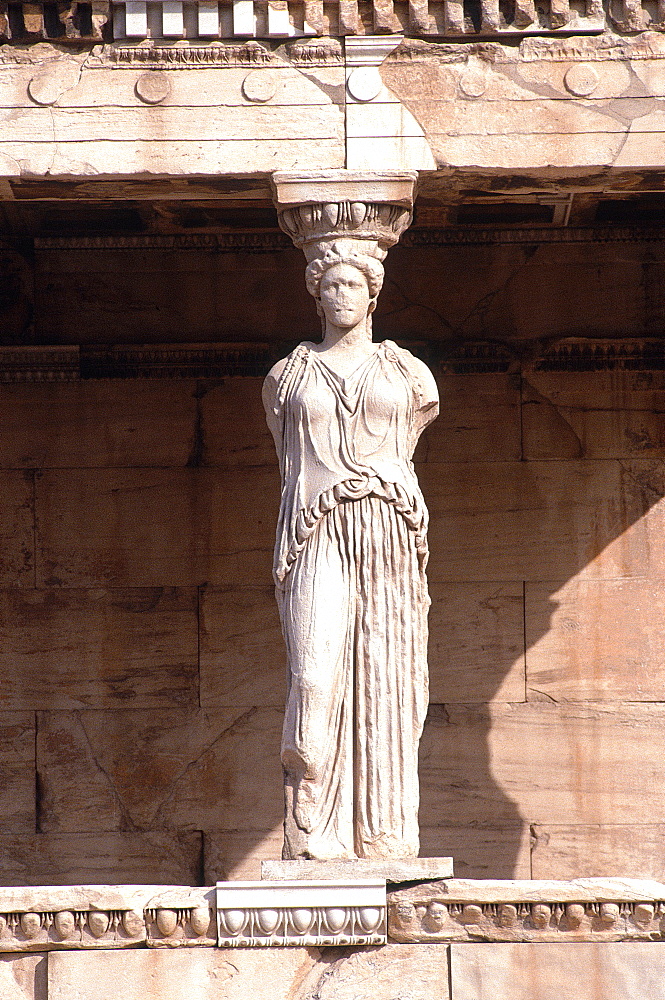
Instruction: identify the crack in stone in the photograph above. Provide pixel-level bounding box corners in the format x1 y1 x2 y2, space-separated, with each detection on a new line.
76 712 139 832
150 706 259 826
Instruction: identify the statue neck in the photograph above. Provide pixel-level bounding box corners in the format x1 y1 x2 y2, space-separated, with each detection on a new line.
321 317 373 354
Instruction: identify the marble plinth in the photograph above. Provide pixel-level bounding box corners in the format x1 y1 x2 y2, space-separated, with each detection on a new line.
216 879 386 947
261 858 454 884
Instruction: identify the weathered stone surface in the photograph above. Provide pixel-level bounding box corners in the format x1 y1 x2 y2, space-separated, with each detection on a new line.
389 877 665 943
297 943 450 1000
15 64 343 110
261 858 453 882
0 885 212 913
420 702 665 829
0 954 46 1000
0 382 198 468
0 832 201 885
205 830 283 882
522 371 665 460
199 586 286 708
48 947 319 1000
415 374 521 463
36 248 310 345
0 588 198 709
35 708 283 833
394 876 665 904
199 379 277 469
429 582 525 703
0 713 35 832
419 825 531 880
526 579 665 701
450 942 665 1000
531 825 665 879
383 242 665 344
35 468 277 587
0 106 344 145
0 472 34 587
421 459 665 582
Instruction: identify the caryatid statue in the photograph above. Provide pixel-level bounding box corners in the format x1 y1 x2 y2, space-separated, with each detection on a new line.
264 172 438 861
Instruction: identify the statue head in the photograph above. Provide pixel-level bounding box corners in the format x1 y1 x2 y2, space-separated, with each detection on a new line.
305 241 384 327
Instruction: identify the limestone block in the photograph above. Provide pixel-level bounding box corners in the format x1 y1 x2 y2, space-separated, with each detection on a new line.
0 105 344 144
0 954 46 1000
199 378 277 468
419 825 531 880
35 708 283 833
522 371 665 460
0 382 198 468
380 242 659 345
0 713 35 832
36 248 310 344
53 65 343 109
297 943 451 1000
421 702 665 829
422 459 665 582
0 471 34 586
48 947 319 1000
531 824 665 879
381 54 640 106
0 138 345 179
415 374 521 463
394 876 665 905
204 830 284 882
450 942 665 1000
526 579 665 701
35 468 277 587
0 832 201 885
429 131 624 171
0 588 198 709
389 877 665 943
0 56 343 114
262 858 453 882
428 582 525 703
199 586 287 708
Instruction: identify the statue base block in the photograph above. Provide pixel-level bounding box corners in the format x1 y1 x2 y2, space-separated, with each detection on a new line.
261 857 454 885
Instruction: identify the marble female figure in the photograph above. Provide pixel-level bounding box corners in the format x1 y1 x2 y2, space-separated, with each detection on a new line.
263 240 439 861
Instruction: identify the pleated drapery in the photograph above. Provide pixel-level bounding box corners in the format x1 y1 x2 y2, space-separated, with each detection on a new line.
269 340 433 860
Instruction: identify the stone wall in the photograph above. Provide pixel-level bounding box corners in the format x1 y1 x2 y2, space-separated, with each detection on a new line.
6 939 665 999
2 342 665 883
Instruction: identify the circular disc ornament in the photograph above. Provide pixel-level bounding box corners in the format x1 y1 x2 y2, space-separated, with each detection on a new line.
347 67 383 103
135 72 171 105
242 70 278 103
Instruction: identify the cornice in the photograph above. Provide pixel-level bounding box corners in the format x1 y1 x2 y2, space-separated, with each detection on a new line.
2 338 665 380
35 226 665 252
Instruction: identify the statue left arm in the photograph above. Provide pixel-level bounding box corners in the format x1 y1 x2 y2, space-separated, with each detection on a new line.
406 355 439 437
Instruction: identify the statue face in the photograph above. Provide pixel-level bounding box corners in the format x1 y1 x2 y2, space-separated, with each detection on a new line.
319 263 371 329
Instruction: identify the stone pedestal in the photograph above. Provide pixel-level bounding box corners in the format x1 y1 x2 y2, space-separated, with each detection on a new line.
261 858 454 884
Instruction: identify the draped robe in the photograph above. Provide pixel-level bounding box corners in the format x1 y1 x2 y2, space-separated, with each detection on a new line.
268 339 436 860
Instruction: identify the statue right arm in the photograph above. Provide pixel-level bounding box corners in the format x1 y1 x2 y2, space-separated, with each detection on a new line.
262 356 290 451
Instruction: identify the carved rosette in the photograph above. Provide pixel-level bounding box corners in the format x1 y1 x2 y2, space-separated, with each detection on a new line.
271 170 418 264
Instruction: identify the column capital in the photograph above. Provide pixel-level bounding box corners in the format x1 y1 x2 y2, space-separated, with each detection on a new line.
271 170 417 262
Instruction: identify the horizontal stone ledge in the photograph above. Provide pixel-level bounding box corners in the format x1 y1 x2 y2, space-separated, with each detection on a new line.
0 878 662 952
261 857 454 883
3 337 665 381
389 878 665 943
0 885 216 953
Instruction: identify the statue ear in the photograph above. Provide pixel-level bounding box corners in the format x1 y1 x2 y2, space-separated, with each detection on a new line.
315 299 324 317
368 297 378 314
